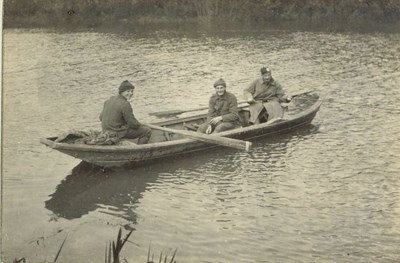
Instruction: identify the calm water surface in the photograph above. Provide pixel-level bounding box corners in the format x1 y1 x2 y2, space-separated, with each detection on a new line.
2 27 400 263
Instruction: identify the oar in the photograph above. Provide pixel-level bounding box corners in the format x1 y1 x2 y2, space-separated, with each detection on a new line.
145 123 252 152
149 90 315 118
289 89 316 99
149 100 249 118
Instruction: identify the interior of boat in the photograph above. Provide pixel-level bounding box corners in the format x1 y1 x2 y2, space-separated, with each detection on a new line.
47 93 319 146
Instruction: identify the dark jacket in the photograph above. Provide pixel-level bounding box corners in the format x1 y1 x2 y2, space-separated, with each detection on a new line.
207 92 240 124
99 95 141 138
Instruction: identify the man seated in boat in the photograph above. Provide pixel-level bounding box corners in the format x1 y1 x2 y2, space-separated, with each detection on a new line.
197 78 242 134
99 80 152 144
244 66 292 125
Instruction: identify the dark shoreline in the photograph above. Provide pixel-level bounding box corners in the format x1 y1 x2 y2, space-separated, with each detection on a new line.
4 0 400 33
4 17 400 34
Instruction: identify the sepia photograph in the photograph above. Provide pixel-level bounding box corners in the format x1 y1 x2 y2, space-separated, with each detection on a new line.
2 0 400 262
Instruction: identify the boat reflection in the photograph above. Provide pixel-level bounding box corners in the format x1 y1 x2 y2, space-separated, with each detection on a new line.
45 161 160 221
45 123 319 222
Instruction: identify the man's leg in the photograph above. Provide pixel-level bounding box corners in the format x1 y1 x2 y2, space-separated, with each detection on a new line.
124 126 152 144
259 108 269 123
248 103 265 125
213 122 238 133
197 123 209 133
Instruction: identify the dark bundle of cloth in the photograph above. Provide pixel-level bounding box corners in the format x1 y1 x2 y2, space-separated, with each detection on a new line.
55 129 120 145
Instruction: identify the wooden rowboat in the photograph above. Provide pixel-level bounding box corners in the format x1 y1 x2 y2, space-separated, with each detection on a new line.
40 92 323 168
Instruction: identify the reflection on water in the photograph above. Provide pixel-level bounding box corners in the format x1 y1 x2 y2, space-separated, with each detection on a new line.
45 162 158 221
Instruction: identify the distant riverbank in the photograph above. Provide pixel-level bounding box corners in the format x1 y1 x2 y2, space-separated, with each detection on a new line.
4 0 400 32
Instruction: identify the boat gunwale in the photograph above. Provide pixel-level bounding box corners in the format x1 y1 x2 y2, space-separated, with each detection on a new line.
40 93 323 153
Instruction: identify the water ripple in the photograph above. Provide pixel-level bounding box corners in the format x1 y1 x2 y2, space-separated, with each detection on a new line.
2 28 400 263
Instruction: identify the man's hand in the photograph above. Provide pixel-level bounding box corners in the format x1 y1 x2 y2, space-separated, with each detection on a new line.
206 125 213 134
209 116 223 125
247 97 256 104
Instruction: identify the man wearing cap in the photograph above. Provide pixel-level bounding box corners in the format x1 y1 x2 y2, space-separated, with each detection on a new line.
197 78 241 134
244 67 291 124
99 80 152 144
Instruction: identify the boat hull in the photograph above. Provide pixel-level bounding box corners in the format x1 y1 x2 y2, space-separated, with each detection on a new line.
40 93 322 168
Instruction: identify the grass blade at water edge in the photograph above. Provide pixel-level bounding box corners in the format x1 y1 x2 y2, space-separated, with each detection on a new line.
169 249 177 263
53 235 68 263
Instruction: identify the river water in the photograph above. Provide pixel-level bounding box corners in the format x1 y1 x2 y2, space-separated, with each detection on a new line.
2 26 400 263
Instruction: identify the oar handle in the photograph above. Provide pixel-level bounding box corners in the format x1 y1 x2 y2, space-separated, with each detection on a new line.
290 89 316 98
185 100 248 112
145 123 252 151
150 100 249 117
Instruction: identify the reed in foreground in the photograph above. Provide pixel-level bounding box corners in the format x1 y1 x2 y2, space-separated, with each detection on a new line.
106 227 178 263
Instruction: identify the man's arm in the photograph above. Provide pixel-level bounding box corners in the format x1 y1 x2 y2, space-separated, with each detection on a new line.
244 79 257 103
121 102 141 129
99 102 106 121
221 94 240 122
274 81 288 102
207 96 217 122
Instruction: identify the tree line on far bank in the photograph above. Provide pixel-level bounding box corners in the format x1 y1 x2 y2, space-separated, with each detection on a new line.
4 0 400 28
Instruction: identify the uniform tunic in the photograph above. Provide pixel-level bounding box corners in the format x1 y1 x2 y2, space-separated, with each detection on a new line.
197 91 241 133
99 95 141 138
207 92 241 124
